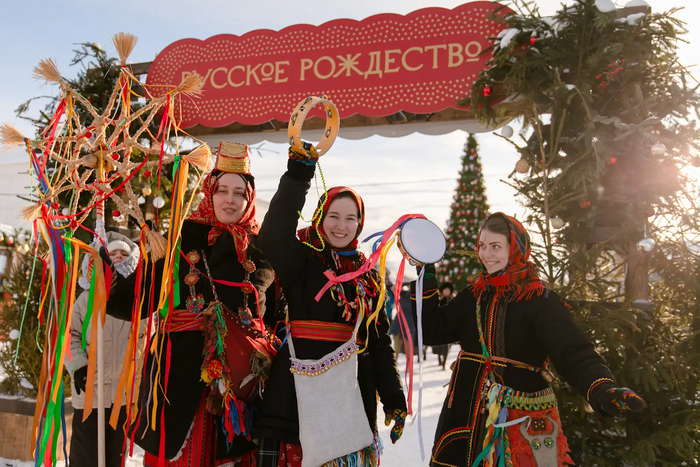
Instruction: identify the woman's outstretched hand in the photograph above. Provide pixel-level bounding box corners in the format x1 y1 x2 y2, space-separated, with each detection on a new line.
598 387 647 416
384 408 407 444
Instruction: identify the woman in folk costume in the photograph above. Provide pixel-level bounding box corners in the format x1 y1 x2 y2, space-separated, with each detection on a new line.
413 212 646 467
66 231 143 467
105 143 276 467
255 149 407 467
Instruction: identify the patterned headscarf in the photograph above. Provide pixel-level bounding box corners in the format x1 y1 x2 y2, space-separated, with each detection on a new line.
297 186 365 255
298 186 379 322
470 212 547 301
188 170 259 264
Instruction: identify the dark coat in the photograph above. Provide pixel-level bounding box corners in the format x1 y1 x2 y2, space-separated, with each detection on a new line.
255 159 407 444
106 220 275 460
413 268 616 467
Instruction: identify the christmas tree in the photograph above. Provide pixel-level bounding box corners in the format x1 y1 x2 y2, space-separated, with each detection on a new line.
439 134 490 290
468 0 700 464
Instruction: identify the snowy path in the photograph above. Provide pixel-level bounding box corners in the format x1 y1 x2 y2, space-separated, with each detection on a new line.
378 346 456 466
1 347 458 467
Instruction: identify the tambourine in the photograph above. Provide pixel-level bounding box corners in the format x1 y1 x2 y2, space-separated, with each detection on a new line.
288 95 340 158
397 218 447 266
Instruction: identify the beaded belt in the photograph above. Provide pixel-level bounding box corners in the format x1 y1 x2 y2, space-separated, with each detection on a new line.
458 350 543 373
162 309 205 333
505 387 557 410
289 320 354 343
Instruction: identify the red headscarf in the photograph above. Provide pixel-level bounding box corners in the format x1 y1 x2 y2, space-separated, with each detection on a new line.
297 186 365 254
188 171 259 264
470 212 547 301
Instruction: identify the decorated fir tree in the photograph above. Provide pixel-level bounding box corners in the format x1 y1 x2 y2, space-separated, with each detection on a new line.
0 240 47 397
439 134 490 290
468 0 700 465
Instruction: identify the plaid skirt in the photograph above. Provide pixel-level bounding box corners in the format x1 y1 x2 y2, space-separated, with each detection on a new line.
257 439 302 467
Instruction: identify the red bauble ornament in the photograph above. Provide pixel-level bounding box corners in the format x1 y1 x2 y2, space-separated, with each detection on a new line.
50 202 60 210
112 210 121 217
70 220 78 230
530 36 536 45
84 131 93 139
483 85 492 97
144 170 152 178
111 153 120 161
580 201 591 208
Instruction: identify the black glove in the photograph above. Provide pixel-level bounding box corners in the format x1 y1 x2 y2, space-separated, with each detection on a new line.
99 246 113 268
598 387 647 417
73 366 88 395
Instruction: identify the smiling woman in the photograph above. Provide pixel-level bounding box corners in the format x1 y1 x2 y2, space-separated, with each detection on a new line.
321 193 361 249
477 214 510 274
412 212 647 467
255 147 407 467
103 143 277 467
212 172 250 224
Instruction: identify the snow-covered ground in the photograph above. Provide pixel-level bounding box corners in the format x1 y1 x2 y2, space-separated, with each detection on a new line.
1 347 458 466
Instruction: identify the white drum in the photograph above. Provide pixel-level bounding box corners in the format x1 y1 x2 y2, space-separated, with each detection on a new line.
398 218 447 265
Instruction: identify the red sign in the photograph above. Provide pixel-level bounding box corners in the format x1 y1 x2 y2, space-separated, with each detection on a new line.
147 1 509 129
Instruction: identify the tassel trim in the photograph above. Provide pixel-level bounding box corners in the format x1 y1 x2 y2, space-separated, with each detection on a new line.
221 391 256 443
320 436 383 467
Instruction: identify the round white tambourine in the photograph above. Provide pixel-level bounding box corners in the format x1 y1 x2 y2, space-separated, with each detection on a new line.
398 218 447 265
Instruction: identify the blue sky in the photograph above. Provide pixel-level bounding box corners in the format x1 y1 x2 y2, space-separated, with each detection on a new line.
1 0 697 276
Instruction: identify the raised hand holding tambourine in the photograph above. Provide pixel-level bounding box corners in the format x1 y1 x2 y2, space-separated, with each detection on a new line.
288 95 340 159
397 217 447 267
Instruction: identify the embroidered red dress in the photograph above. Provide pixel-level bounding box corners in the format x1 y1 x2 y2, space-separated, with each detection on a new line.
107 170 276 467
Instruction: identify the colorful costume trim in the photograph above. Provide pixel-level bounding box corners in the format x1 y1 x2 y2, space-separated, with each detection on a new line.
289 339 358 376
587 377 614 402
289 320 354 342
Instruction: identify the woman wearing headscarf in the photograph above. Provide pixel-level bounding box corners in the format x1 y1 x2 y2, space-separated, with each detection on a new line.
255 149 407 467
413 212 646 467
105 143 276 467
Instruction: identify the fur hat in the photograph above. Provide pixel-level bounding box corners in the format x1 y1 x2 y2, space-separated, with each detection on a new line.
107 239 131 254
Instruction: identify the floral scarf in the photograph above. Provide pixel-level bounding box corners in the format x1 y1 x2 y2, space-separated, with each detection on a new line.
188 170 258 264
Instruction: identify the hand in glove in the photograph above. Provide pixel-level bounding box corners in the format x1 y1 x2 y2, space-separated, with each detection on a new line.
598 387 647 416
99 246 113 269
73 366 88 395
384 409 407 444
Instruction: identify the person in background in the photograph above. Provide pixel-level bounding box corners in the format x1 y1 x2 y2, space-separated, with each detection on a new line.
66 232 141 467
430 282 454 370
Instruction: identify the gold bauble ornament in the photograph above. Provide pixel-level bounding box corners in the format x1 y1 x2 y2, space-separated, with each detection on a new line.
515 158 531 174
142 186 152 196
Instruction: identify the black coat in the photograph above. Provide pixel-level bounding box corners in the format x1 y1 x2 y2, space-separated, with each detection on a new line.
255 159 407 444
106 220 275 460
413 268 616 467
